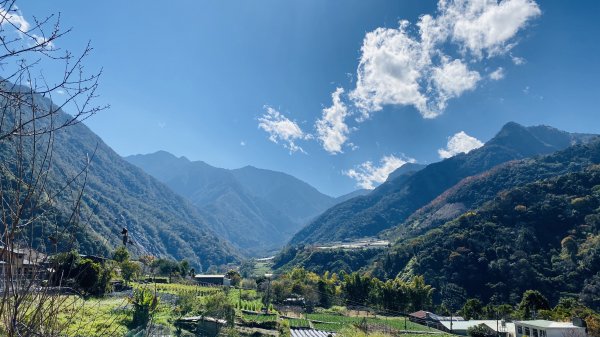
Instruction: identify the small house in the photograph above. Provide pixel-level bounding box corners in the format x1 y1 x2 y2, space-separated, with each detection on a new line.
194 274 231 286
511 320 587 337
0 246 48 281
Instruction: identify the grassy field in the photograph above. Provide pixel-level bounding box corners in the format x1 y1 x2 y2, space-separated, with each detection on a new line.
252 261 273 277
306 312 438 333
58 297 131 337
288 318 311 328
43 281 438 336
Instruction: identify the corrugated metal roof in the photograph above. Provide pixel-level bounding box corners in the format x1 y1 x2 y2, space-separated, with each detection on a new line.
291 329 336 337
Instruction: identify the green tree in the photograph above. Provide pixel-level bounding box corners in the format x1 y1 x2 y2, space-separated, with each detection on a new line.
441 283 467 315
461 299 484 320
204 292 235 327
518 290 550 319
468 324 496 337
76 259 101 294
113 246 130 263
408 276 434 311
151 258 181 276
179 260 190 278
121 260 142 284
226 270 242 287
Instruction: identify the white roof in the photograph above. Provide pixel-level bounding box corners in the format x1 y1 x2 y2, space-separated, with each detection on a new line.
440 320 514 332
194 274 225 278
291 329 336 337
515 320 583 329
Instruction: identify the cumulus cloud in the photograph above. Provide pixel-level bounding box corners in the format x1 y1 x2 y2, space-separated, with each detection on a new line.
344 155 416 189
315 88 351 154
258 106 310 154
443 0 541 58
438 131 484 159
489 67 505 80
350 21 429 117
431 58 481 111
349 0 540 118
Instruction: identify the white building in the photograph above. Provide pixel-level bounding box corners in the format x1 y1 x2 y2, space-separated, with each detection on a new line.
511 320 587 337
439 320 514 336
193 274 231 286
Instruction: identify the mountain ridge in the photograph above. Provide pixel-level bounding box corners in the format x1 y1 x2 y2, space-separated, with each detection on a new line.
126 151 363 255
0 86 240 268
288 122 596 246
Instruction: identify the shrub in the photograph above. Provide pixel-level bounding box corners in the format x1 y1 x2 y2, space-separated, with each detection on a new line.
130 288 158 328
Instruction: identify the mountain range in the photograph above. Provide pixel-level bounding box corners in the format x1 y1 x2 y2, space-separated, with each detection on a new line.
289 122 595 246
0 84 238 269
272 124 600 304
125 151 368 255
376 139 600 303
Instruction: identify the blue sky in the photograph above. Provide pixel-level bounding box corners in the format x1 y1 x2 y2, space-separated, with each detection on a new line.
17 1 600 196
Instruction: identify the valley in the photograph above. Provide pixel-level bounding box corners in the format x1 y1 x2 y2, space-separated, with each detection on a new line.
2 0 599 336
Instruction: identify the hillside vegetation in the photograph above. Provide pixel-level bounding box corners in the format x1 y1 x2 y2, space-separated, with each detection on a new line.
0 87 239 268
377 165 600 305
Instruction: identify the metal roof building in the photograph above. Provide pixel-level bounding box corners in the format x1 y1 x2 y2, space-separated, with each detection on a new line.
291 329 336 337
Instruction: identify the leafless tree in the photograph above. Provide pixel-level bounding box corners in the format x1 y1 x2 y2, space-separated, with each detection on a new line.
0 1 118 336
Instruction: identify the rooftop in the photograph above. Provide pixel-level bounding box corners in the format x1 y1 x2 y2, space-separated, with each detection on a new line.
515 320 582 328
291 329 336 337
440 320 514 332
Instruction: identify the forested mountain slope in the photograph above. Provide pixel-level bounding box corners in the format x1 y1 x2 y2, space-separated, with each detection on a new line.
0 87 239 268
385 137 600 240
126 152 350 254
376 163 600 304
290 122 594 245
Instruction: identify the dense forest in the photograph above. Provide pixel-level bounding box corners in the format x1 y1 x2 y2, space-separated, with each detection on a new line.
377 166 600 306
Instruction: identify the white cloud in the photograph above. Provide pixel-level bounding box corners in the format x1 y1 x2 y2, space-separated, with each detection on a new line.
0 6 30 32
344 155 416 189
350 21 430 118
258 106 310 154
438 131 484 159
315 88 351 154
240 141 246 146
431 58 481 111
0 6 55 50
349 0 540 118
443 0 541 58
32 33 55 49
489 67 505 80
511 54 526 65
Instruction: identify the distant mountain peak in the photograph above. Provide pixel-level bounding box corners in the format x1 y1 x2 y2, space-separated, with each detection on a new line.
126 151 340 255
386 162 426 182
